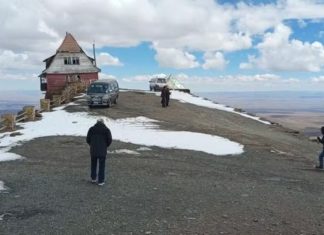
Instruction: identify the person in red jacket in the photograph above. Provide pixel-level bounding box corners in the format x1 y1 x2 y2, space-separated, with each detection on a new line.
316 126 324 169
86 118 112 185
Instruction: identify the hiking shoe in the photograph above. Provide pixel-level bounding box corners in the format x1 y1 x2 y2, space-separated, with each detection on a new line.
98 182 105 186
91 179 96 183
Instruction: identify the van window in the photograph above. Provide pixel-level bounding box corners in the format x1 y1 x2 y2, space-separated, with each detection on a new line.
108 84 113 92
157 78 166 83
87 84 106 93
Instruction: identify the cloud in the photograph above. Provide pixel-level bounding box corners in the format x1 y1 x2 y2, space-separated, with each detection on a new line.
0 50 29 70
236 74 280 82
282 78 301 84
0 50 43 82
202 52 228 70
160 73 321 91
122 75 151 82
174 73 189 81
37 20 59 38
0 71 38 81
2 0 323 52
172 73 287 86
97 52 123 66
240 24 324 72
234 0 324 34
311 76 324 83
99 73 117 80
97 72 324 91
153 45 199 69
122 74 167 82
1 0 324 86
283 0 324 19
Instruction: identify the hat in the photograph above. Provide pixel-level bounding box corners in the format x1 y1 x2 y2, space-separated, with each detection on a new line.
97 118 104 123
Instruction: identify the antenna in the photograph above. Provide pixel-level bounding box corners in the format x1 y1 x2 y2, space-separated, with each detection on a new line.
93 41 97 66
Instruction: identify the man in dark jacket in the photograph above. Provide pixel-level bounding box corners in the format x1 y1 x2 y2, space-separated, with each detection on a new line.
316 126 324 169
161 85 171 107
86 118 112 185
161 86 167 107
165 86 171 107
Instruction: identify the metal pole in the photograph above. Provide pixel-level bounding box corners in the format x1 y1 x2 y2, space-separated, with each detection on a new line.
93 41 96 66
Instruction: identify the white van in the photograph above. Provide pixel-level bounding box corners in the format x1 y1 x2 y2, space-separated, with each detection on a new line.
149 77 167 91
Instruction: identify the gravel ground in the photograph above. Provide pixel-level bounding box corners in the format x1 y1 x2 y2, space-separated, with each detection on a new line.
1 91 324 235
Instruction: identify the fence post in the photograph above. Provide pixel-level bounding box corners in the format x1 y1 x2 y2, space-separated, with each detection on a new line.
40 99 51 111
52 95 62 106
23 106 36 121
64 88 71 103
1 114 16 131
60 90 66 104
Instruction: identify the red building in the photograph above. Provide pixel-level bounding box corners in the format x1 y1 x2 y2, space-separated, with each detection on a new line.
39 32 100 98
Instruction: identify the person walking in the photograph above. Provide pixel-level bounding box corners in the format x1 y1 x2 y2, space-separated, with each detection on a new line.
161 85 171 107
161 86 167 107
316 126 324 169
86 118 112 185
165 86 171 107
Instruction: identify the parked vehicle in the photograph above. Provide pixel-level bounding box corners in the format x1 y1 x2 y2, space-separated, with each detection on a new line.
149 77 167 91
86 79 119 107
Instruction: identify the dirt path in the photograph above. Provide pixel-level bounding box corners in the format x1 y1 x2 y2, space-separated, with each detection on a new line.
1 91 324 234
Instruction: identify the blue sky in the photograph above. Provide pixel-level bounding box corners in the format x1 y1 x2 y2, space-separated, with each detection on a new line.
1 0 324 92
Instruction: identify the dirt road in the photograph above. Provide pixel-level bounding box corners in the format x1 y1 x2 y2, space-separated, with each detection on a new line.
1 91 324 234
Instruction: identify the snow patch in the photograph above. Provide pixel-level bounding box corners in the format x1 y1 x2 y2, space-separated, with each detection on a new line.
137 147 152 151
112 149 140 155
157 90 271 125
0 103 244 162
0 150 23 162
65 102 79 106
73 93 86 99
0 181 5 191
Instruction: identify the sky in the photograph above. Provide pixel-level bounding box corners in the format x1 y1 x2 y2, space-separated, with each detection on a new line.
1 0 324 92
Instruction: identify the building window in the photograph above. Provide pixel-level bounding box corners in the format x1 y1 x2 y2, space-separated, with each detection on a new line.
64 57 71 65
72 57 80 65
64 57 79 65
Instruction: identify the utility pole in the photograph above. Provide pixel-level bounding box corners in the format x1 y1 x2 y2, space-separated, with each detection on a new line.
93 41 97 66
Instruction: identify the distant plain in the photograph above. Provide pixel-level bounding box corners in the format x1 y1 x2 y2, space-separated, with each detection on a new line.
197 91 324 137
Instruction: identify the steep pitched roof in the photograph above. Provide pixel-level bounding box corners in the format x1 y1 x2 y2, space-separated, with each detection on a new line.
56 32 82 53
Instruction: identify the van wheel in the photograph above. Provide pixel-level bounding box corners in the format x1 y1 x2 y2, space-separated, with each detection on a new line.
107 99 112 108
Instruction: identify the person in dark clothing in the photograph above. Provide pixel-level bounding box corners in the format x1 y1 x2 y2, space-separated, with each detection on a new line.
165 86 171 107
316 126 324 169
86 118 112 185
161 85 171 107
161 86 167 107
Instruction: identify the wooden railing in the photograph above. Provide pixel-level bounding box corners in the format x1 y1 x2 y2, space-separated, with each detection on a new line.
0 81 87 132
